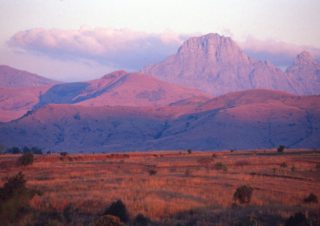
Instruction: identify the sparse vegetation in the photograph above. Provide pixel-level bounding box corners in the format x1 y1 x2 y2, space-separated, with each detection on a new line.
6 146 43 154
0 150 318 225
187 149 192 154
17 152 34 166
233 185 253 204
5 146 21 154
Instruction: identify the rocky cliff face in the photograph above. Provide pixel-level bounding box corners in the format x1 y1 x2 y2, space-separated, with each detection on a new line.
143 33 319 96
286 51 320 95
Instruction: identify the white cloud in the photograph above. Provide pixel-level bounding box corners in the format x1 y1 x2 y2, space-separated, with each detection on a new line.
240 36 320 67
9 27 188 70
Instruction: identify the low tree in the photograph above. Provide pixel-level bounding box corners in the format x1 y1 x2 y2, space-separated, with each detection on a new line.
304 193 318 203
6 146 21 154
0 172 36 224
233 185 253 204
277 145 285 153
17 152 34 166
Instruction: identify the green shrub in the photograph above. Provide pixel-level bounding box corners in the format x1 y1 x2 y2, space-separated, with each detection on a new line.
233 185 253 204
17 152 34 166
104 200 129 223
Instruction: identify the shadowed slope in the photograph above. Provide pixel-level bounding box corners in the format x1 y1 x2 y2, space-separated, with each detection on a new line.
0 89 319 152
36 71 209 108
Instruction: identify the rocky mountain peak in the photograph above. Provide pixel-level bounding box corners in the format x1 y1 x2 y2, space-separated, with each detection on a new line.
294 51 315 65
176 33 249 65
101 70 128 79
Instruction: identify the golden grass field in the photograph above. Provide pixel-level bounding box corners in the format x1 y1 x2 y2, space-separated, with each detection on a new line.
0 149 319 225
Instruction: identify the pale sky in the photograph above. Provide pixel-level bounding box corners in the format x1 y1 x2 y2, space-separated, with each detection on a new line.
0 0 319 81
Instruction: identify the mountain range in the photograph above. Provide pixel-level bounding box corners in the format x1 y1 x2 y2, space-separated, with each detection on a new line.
0 33 320 152
143 33 320 96
0 89 319 152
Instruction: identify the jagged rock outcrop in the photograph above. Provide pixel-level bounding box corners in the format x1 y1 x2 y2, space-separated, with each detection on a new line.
143 33 319 96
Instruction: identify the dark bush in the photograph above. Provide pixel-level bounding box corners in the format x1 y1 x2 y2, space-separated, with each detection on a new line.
148 169 157 176
303 193 318 203
233 185 253 204
280 162 288 168
60 152 68 157
104 200 129 223
0 172 36 224
95 215 124 226
0 144 6 154
17 152 34 166
0 172 26 200
187 149 192 154
133 213 151 226
214 162 228 171
233 215 259 226
22 146 42 154
63 204 77 223
30 146 43 154
277 145 285 153
6 146 21 154
285 212 310 226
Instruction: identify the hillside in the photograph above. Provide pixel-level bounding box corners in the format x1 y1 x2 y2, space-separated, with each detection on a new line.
0 65 58 122
36 70 209 108
1 89 319 152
